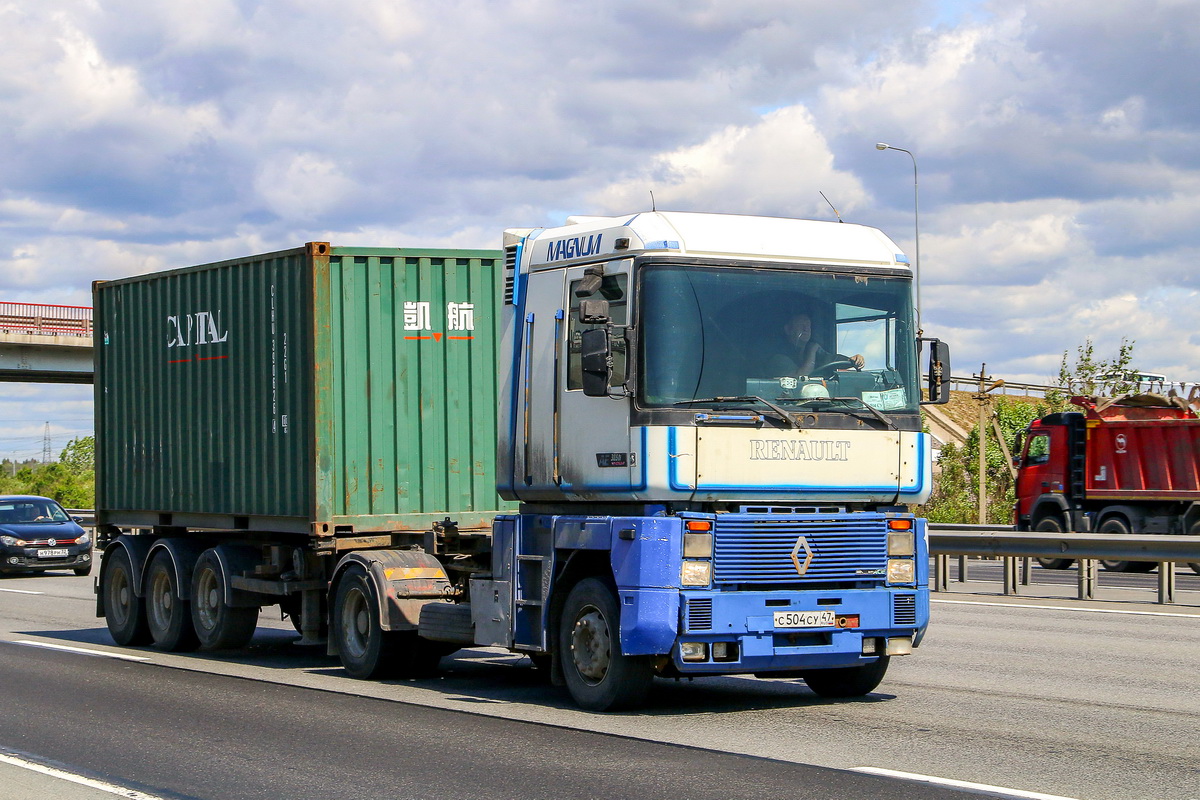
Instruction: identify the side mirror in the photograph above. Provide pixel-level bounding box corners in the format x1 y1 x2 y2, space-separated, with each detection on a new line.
921 338 951 405
579 298 610 324
580 328 611 397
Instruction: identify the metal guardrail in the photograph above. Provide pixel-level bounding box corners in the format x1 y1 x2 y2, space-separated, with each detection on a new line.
0 302 93 337
929 524 1200 605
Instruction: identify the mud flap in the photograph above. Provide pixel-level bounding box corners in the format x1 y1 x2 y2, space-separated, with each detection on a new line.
334 549 453 632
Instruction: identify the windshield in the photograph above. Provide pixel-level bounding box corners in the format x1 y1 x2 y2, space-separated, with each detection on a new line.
0 498 70 524
639 263 919 414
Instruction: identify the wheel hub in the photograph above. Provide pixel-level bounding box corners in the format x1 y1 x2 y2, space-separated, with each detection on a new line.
570 607 611 682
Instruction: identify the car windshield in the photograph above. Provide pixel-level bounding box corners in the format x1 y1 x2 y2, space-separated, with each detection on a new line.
0 499 70 524
639 263 919 414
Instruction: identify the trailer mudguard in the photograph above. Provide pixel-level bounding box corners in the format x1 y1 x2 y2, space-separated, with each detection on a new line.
332 549 453 632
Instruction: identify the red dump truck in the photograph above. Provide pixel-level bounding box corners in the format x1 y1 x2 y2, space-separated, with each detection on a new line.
1015 395 1200 573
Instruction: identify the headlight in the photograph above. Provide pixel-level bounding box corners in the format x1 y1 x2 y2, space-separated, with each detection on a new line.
681 561 712 586
0 535 25 547
76 532 91 547
887 558 915 583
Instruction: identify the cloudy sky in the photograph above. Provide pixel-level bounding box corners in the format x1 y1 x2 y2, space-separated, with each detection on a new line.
2 0 1198 459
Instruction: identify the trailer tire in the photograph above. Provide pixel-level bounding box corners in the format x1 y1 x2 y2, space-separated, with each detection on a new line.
1097 517 1156 573
800 656 890 698
102 547 151 646
145 550 200 652
1032 516 1073 570
559 578 653 711
191 549 258 651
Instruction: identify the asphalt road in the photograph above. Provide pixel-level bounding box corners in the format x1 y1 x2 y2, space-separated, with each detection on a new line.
1 568 1198 800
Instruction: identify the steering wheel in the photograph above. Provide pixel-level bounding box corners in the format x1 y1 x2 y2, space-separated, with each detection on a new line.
812 357 858 377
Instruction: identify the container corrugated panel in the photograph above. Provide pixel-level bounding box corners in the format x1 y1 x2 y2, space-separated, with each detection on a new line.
1085 419 1200 499
95 243 515 536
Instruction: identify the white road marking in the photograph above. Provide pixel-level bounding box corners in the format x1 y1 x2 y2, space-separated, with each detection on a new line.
0 751 169 799
852 766 1082 800
932 598 1200 618
13 640 151 662
0 587 43 595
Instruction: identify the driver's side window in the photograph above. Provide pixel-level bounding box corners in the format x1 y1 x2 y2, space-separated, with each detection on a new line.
1026 434 1051 465
566 273 627 390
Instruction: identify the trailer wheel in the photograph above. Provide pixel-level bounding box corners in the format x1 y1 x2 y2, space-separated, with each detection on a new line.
1032 516 1073 570
559 578 653 711
1097 517 1155 573
799 656 890 698
191 549 258 651
145 550 200 652
102 547 151 646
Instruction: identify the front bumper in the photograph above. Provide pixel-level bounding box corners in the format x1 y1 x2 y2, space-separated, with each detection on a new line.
1 546 92 572
629 586 929 675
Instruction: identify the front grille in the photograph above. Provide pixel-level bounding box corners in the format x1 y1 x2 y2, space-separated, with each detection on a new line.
893 594 917 626
712 515 888 585
686 598 713 631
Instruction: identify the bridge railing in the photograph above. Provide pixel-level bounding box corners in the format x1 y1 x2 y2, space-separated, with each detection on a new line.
929 523 1200 605
0 302 92 337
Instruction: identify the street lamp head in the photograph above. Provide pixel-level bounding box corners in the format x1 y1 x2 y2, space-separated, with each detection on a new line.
875 142 889 150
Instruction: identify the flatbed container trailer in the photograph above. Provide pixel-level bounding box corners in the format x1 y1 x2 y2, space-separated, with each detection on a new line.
1015 394 1200 572
96 213 951 710
94 243 513 648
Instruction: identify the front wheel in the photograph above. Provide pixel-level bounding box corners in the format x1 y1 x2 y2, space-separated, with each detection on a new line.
101 547 151 646
145 550 200 652
191 549 258 651
800 656 890 698
1032 516 1074 570
559 578 653 711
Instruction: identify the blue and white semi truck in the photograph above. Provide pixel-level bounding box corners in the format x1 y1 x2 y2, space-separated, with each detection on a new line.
479 210 948 709
95 210 948 711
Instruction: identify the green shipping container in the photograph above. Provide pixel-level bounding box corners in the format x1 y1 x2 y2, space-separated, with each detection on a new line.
94 242 515 539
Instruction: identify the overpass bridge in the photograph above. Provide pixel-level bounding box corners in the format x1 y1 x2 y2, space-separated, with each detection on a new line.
0 302 94 383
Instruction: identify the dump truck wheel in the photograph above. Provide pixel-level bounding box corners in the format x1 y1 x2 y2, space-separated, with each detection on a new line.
1032 516 1073 570
1097 517 1155 572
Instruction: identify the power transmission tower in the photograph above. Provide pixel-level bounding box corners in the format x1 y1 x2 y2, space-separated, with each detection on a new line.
42 422 51 463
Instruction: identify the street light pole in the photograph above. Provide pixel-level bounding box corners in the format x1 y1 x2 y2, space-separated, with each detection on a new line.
875 142 920 334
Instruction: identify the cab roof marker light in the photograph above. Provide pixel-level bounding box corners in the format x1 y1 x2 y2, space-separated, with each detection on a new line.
895 254 910 264
643 240 680 250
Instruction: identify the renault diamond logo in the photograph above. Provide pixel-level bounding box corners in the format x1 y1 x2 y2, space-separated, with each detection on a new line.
791 535 814 576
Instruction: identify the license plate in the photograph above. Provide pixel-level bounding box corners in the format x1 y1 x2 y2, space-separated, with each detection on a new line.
37 549 69 559
773 610 836 629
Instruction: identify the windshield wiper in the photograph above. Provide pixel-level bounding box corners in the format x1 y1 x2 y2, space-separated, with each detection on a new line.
674 396 798 429
784 396 898 430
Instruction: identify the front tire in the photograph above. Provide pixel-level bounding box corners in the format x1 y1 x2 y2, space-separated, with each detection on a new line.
800 656 890 698
102 547 151 646
145 550 200 652
558 578 653 711
1032 516 1073 570
191 549 258 651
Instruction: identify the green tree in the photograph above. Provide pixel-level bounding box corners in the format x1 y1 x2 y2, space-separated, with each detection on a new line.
1044 337 1137 409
